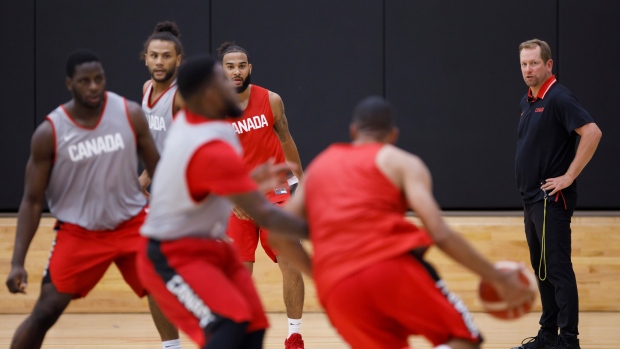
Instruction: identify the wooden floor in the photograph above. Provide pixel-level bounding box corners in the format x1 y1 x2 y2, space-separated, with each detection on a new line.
2 215 620 314
1 312 619 348
1 215 619 348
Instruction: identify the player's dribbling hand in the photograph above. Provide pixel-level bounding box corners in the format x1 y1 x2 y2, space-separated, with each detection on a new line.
490 264 536 308
6 266 28 294
232 206 251 220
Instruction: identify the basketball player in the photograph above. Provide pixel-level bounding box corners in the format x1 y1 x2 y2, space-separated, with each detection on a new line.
137 54 308 349
218 41 305 348
269 96 536 349
4 50 175 349
140 21 186 348
139 21 184 198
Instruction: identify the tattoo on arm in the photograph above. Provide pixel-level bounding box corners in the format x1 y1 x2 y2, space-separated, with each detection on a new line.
274 99 290 143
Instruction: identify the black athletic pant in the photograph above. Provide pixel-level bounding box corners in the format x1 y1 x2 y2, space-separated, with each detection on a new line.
523 189 579 337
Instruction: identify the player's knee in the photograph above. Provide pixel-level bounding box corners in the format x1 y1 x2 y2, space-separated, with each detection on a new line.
29 303 65 329
30 292 70 328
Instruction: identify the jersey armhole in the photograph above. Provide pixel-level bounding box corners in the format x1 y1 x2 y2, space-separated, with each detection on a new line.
172 89 179 120
123 98 138 147
45 116 57 165
143 81 152 98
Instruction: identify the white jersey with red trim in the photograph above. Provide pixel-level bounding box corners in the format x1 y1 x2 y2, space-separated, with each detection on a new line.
141 80 178 153
45 91 146 230
141 110 242 240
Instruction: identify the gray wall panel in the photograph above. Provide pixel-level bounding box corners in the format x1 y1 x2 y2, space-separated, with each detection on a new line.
386 1 558 209
211 0 384 167
0 1 35 210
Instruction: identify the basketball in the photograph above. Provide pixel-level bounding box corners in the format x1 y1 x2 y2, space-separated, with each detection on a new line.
479 260 538 320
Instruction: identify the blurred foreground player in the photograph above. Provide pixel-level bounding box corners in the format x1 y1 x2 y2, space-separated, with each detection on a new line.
137 54 308 349
4 50 174 349
218 42 306 349
269 96 536 349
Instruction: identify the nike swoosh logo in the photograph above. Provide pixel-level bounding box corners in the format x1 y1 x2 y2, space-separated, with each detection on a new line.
64 134 76 142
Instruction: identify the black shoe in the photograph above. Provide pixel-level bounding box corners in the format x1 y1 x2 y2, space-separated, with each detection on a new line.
550 335 580 349
511 329 558 349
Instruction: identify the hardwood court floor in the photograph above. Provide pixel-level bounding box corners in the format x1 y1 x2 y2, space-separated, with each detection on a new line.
1 312 619 348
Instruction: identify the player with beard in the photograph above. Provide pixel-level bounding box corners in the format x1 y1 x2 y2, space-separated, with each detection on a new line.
4 50 173 349
139 21 185 200
137 54 309 349
217 41 305 349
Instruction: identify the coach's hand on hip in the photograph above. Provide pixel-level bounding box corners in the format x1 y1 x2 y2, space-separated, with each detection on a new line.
541 174 574 196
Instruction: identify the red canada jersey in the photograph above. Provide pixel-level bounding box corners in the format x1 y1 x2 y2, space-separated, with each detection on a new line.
304 143 433 300
229 85 288 202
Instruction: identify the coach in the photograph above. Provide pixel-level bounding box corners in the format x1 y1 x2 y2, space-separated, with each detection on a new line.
513 39 602 349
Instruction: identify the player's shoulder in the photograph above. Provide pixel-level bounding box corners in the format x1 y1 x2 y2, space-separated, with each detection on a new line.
380 144 422 163
142 80 152 95
266 89 283 111
35 117 55 136
121 97 146 120
30 118 55 153
378 144 427 174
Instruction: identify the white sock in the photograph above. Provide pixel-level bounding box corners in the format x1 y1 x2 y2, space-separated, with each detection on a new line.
162 339 182 349
434 345 451 349
288 317 302 338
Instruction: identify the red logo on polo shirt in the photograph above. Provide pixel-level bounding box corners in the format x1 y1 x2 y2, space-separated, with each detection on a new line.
535 107 545 112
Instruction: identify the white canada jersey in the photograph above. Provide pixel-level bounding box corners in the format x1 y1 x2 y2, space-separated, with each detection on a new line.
141 111 242 240
45 92 146 230
141 81 178 153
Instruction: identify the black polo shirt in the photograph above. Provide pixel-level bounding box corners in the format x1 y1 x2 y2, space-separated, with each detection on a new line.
515 75 594 204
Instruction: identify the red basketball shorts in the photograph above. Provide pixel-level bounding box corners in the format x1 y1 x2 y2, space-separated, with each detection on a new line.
137 238 269 348
44 209 148 299
320 253 482 349
227 201 286 263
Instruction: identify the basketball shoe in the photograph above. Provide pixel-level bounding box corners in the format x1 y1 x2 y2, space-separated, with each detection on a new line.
284 333 305 349
511 329 557 349
550 335 580 349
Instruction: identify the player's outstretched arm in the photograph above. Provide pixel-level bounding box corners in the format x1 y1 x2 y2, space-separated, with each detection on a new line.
227 190 308 240
127 101 160 178
379 146 533 307
268 181 313 276
270 92 304 180
6 122 54 294
228 189 311 275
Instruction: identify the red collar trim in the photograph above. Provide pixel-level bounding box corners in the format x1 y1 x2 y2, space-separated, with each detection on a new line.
184 108 230 125
527 75 557 102
147 80 177 109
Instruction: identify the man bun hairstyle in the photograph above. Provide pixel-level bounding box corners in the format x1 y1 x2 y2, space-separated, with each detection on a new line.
217 41 250 62
154 21 181 37
142 21 183 57
352 96 396 134
177 54 218 100
66 49 101 78
519 38 552 63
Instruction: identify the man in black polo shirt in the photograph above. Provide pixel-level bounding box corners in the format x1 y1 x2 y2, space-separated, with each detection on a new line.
512 39 602 349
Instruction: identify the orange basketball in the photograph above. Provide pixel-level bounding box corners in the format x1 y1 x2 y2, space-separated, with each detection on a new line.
479 260 538 320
